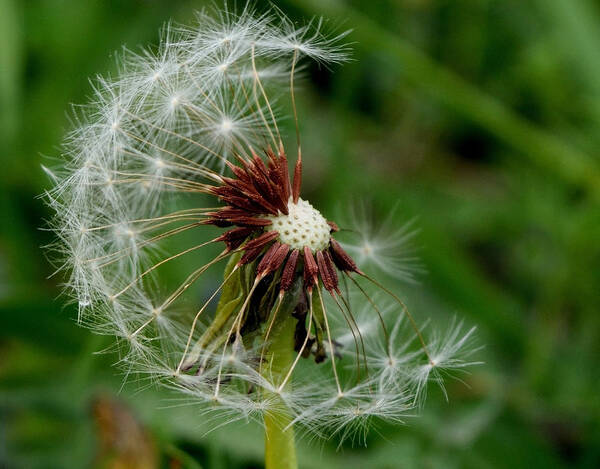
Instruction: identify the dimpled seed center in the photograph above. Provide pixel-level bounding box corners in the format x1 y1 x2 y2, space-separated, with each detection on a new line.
268 198 331 252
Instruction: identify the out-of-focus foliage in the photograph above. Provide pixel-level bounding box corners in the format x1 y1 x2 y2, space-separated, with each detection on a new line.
0 0 598 468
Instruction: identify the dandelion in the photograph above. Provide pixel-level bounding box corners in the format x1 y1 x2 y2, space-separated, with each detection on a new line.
45 5 477 468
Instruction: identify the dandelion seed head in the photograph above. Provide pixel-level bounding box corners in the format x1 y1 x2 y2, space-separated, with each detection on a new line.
44 5 478 443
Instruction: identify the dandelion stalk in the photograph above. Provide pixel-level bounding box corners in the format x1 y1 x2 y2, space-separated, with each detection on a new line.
261 280 303 469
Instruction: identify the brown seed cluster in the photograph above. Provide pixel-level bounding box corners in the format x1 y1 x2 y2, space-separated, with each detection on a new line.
207 147 361 294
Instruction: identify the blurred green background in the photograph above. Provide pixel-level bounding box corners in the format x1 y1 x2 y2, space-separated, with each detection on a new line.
1 0 599 468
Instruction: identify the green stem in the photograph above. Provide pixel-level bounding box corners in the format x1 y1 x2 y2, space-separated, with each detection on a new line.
211 258 300 468
262 291 301 469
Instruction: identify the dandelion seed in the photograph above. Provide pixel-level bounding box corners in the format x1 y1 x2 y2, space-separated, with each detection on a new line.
338 202 423 282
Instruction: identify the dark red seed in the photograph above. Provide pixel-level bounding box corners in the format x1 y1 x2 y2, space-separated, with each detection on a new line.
316 250 338 292
268 243 290 274
231 217 272 227
252 153 269 178
280 249 299 292
225 196 266 214
329 238 362 274
226 160 251 183
216 227 256 250
238 246 264 265
206 218 233 228
303 246 318 287
243 231 279 251
220 176 248 192
215 185 247 200
217 227 255 242
267 165 287 211
323 250 340 292
265 152 291 211
264 147 277 164
208 208 249 219
225 237 246 250
230 185 280 215
256 241 281 276
252 177 278 210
